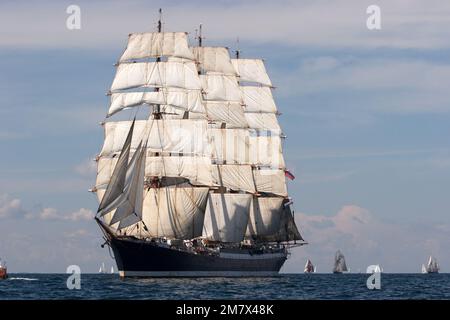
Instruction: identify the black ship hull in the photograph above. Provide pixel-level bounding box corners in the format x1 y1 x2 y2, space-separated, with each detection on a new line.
109 237 288 278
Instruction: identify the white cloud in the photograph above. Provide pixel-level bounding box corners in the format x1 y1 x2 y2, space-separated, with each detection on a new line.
38 207 94 221
0 194 27 219
0 193 94 221
283 205 450 273
2 0 450 50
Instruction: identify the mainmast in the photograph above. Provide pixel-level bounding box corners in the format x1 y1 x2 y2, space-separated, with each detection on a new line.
154 8 162 119
235 37 240 59
197 24 203 47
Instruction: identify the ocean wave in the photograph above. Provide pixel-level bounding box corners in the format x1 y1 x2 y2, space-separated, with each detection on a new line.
8 277 38 281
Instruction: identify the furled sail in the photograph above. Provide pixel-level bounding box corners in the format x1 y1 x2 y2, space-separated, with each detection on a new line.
202 193 252 242
192 47 237 75
111 61 202 91
108 89 205 117
140 187 210 239
119 32 194 62
231 59 272 87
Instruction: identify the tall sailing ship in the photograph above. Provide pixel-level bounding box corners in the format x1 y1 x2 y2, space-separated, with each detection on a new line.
92 11 305 277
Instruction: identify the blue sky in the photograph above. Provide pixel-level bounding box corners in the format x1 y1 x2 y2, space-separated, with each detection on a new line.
0 0 449 273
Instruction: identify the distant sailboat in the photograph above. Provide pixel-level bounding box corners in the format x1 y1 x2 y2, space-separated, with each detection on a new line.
304 259 316 273
0 258 7 280
421 264 427 274
111 266 115 274
99 262 106 274
333 250 348 274
423 256 439 274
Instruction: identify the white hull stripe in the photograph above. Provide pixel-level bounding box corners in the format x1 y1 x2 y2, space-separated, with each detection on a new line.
219 252 286 260
119 271 279 277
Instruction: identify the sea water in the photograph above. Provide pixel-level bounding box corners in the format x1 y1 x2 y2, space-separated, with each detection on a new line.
0 273 449 300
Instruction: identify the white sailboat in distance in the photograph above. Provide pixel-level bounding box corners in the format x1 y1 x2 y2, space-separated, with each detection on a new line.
99 262 106 274
333 250 349 273
421 264 427 274
423 256 439 274
111 266 115 274
304 259 316 273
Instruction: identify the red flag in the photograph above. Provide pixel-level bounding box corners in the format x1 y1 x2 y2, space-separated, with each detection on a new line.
285 170 295 180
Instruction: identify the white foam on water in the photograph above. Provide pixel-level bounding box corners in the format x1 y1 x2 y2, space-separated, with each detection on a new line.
8 277 38 281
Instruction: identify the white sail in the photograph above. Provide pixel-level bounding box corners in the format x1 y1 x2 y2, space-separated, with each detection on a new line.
211 164 255 193
111 266 114 274
97 120 135 216
245 113 281 132
246 201 302 242
108 89 205 117
119 32 194 62
192 46 236 75
109 142 147 227
100 119 210 157
245 197 284 240
204 101 248 128
207 129 285 167
421 264 427 274
111 61 201 91
249 134 285 168
202 193 252 243
304 259 315 273
333 250 348 273
200 74 242 101
139 187 210 239
208 128 250 164
232 59 272 87
96 155 213 190
253 169 287 196
241 86 277 113
426 256 440 273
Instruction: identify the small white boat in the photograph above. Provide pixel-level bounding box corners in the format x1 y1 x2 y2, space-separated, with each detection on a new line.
99 262 106 274
423 256 439 274
304 259 316 273
333 250 349 273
